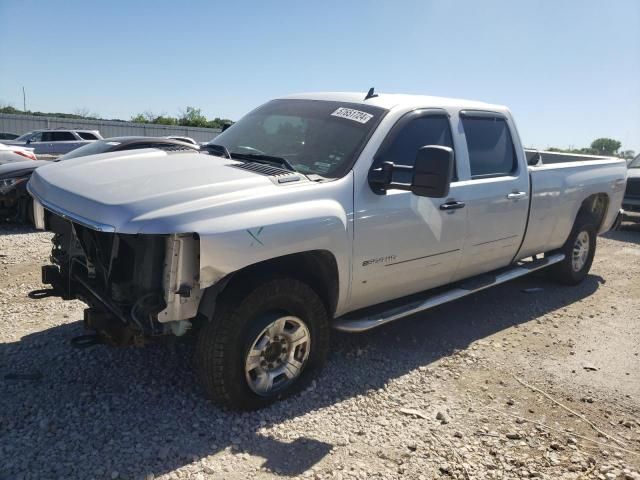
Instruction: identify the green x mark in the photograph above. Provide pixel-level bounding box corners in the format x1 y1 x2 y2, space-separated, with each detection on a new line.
247 227 264 246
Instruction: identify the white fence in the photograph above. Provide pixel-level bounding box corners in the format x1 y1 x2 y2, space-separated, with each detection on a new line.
0 113 221 142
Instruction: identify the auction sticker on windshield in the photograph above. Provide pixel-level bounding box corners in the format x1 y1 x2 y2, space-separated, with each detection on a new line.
331 107 374 124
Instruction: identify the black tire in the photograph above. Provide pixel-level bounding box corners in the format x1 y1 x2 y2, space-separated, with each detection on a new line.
195 276 330 410
549 220 597 285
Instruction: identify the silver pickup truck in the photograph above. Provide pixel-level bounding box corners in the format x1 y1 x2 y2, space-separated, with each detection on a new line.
28 92 627 410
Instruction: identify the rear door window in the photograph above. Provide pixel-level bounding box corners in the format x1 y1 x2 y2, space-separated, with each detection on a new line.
78 132 98 140
50 131 77 141
461 116 516 178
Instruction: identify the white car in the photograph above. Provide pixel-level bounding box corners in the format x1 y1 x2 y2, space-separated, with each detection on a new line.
29 91 627 410
0 143 37 165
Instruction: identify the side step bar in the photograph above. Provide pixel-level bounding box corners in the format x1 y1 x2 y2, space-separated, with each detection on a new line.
333 253 565 333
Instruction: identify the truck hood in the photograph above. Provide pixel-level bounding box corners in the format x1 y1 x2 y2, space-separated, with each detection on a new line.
28 149 286 233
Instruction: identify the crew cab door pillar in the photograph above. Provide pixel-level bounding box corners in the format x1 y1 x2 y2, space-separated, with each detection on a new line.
451 111 530 281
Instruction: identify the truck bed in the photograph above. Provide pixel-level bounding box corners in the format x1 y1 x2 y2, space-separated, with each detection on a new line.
517 156 627 259
524 148 612 165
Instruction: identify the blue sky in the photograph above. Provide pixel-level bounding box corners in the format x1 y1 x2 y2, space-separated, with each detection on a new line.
1 0 639 152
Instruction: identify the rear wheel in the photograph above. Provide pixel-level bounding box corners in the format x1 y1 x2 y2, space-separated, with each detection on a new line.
549 220 596 285
195 277 330 410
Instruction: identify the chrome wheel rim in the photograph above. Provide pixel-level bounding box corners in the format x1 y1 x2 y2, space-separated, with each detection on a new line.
572 231 590 272
244 315 310 396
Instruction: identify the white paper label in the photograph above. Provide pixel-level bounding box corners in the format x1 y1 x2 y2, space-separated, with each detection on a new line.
331 107 373 124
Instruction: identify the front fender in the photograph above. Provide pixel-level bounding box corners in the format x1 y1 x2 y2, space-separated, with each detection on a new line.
197 198 351 312
190 174 355 315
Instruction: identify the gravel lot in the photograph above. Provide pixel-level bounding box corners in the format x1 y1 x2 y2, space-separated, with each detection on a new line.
1 223 639 480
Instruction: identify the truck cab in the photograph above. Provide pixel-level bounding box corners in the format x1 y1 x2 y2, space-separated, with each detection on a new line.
348 98 530 310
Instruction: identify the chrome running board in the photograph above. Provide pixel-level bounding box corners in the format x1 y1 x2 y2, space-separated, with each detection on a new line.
333 253 565 333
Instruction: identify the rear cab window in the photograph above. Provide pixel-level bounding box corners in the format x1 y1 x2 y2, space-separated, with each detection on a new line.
460 112 517 179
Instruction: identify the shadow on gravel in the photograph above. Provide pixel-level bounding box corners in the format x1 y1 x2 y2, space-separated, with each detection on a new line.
604 222 640 245
0 223 37 236
0 273 602 479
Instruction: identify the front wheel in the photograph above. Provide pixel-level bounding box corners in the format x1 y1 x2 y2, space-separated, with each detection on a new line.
195 277 330 410
549 221 597 285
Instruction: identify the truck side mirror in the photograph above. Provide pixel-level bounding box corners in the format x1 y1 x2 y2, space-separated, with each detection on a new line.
411 145 454 198
368 145 454 197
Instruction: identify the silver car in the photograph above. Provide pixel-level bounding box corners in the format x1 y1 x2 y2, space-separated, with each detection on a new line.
3 129 103 155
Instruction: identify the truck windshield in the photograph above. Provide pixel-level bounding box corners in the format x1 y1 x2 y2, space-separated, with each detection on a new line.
206 99 386 178
629 156 640 168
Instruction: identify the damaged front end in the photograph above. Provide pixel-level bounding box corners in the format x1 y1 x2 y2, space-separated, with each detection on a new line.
43 212 201 346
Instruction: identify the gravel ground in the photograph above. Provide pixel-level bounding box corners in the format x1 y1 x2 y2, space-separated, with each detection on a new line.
0 223 639 480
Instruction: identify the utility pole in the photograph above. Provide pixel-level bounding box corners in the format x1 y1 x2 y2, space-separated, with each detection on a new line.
22 86 26 112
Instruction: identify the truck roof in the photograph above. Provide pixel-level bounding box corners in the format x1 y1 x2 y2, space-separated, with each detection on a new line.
280 91 507 113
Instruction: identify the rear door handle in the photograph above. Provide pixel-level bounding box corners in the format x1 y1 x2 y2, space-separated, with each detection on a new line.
439 201 466 211
506 192 527 200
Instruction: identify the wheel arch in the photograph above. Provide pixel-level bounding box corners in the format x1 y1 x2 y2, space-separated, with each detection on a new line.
197 249 340 322
573 192 609 231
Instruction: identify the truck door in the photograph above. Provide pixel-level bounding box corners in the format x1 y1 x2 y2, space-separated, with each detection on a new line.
350 110 467 311
452 111 529 281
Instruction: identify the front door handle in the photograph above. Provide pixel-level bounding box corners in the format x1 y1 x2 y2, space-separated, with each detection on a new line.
439 201 466 211
506 192 527 200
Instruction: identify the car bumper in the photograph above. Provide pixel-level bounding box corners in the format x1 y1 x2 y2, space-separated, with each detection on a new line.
622 197 640 211
621 210 640 224
621 197 640 224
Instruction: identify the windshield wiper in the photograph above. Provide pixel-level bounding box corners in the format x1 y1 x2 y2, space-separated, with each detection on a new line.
230 153 296 172
203 143 232 159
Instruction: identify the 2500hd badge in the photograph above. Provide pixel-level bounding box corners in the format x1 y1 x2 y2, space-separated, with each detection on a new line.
362 255 398 267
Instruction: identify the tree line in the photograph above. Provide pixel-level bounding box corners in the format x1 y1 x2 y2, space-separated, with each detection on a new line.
0 105 233 130
0 105 104 121
0 105 634 156
547 138 635 160
130 107 232 129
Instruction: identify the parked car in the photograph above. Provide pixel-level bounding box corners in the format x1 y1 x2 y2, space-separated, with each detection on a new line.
1 136 198 223
622 154 640 222
28 92 626 410
0 143 37 165
3 129 103 155
0 132 19 140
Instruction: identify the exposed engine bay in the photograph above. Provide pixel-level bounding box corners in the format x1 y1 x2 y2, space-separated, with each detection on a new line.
43 212 201 346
